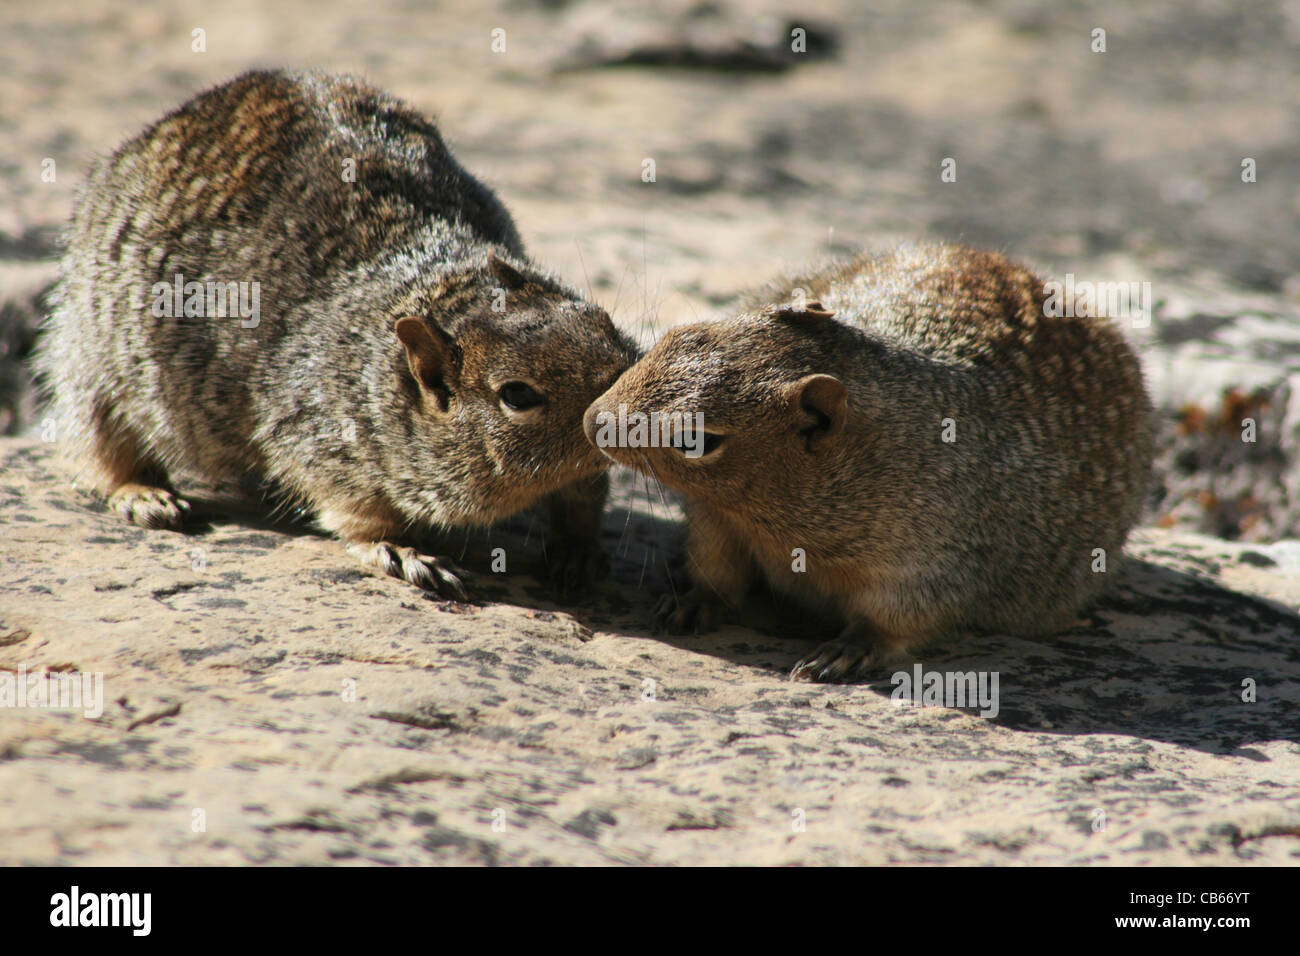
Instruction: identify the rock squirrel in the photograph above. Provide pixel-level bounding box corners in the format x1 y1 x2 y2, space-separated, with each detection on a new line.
584 244 1154 680
35 69 638 598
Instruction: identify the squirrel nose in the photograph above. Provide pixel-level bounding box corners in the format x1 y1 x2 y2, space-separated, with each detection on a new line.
583 397 611 446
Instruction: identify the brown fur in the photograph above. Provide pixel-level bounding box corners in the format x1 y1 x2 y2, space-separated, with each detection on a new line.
585 243 1154 680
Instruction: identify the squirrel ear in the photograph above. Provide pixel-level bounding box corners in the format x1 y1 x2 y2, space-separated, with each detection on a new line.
486 250 529 288
767 302 836 324
787 374 847 452
395 317 457 412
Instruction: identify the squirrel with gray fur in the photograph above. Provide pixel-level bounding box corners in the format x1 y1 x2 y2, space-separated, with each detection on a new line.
37 69 637 598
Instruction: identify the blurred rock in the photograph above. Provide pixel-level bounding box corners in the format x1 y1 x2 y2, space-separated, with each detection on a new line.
0 262 56 436
555 6 838 73
1149 381 1300 541
1135 279 1300 541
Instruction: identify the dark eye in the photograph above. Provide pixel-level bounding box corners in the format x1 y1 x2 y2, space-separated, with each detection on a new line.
670 431 725 457
498 381 546 411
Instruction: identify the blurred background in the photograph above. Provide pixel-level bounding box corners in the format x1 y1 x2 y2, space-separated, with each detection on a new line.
1 0 1298 540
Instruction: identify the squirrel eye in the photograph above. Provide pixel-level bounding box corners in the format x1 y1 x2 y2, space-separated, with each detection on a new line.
498 381 546 411
670 431 725 456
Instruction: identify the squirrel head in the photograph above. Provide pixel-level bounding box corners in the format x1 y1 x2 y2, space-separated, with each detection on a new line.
394 251 639 522
582 302 851 511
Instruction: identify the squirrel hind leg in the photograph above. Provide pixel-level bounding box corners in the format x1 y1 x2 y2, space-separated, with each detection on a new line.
107 482 191 530
87 410 190 530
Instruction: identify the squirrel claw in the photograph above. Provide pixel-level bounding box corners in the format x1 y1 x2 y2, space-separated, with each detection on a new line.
789 638 877 683
109 483 191 530
651 590 720 635
353 542 469 601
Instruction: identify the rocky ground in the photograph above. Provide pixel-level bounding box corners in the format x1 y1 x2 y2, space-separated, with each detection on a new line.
1 0 1298 865
2 439 1299 865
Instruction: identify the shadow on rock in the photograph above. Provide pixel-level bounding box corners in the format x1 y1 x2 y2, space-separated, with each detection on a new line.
558 510 1300 754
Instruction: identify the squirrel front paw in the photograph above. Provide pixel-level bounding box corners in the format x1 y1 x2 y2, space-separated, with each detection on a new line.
350 541 469 601
652 589 725 635
789 637 881 683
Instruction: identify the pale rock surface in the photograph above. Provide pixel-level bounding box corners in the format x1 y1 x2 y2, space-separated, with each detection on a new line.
2 440 1298 865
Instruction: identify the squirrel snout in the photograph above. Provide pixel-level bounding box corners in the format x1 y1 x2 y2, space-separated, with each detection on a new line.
583 394 628 463
582 399 607 447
